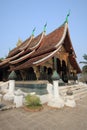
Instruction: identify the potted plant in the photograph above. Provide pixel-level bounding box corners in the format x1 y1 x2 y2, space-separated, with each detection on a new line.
24 94 43 112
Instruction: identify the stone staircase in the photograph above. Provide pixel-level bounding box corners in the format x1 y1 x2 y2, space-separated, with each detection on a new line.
59 82 87 101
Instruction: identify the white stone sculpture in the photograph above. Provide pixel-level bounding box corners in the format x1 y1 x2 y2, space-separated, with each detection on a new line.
65 87 76 107
65 95 76 107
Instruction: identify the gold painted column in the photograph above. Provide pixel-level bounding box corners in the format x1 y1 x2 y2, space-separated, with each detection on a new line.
33 66 40 80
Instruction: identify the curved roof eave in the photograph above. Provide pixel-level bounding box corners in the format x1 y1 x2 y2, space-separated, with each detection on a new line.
67 28 76 58
33 23 68 65
69 55 81 73
9 23 68 71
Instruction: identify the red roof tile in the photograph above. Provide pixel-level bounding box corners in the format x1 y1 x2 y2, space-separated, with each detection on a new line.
0 22 81 73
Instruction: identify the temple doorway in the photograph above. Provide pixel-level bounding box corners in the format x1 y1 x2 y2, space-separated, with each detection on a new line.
56 58 61 75
61 60 68 83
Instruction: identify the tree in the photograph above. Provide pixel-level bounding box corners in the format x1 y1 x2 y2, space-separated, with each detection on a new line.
0 57 4 61
80 54 87 73
79 54 87 83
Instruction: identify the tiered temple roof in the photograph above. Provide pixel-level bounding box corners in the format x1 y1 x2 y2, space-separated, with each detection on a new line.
0 21 81 73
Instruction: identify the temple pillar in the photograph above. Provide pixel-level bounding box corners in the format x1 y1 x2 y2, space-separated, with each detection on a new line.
54 57 57 70
20 70 26 80
33 66 40 80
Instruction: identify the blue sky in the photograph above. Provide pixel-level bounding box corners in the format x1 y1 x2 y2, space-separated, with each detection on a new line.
0 0 87 68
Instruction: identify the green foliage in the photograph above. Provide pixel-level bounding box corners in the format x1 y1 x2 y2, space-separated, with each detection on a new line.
80 54 87 64
82 65 87 73
25 94 42 107
79 73 87 82
80 54 87 74
0 57 4 61
79 54 87 82
83 54 87 61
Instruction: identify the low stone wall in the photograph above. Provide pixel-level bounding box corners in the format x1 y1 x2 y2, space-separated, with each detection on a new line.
15 80 49 95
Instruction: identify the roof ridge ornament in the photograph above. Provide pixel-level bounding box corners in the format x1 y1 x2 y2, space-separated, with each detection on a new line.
65 10 70 23
32 27 36 36
43 22 47 32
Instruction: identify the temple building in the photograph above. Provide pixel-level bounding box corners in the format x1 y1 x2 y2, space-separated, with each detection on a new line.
0 16 81 83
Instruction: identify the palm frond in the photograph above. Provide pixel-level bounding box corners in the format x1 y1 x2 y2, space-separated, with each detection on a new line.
83 54 87 61
82 65 87 73
80 61 87 64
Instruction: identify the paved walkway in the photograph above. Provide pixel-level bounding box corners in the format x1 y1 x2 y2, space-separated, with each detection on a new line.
0 97 87 130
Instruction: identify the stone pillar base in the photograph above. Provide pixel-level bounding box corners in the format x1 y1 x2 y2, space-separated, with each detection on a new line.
65 95 76 107
48 97 64 108
14 95 23 108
